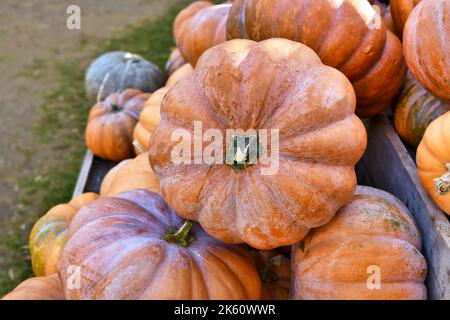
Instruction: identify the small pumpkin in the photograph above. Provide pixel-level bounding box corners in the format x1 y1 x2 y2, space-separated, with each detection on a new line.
165 63 194 89
403 0 450 101
85 51 165 102
100 152 160 196
85 89 150 161
174 1 230 66
149 38 367 249
390 0 422 37
417 111 450 215
292 186 427 300
394 72 450 148
59 190 261 300
29 193 99 277
165 48 186 76
227 0 406 118
2 274 63 300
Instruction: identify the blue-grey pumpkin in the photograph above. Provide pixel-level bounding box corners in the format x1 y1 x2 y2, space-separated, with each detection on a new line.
85 51 165 102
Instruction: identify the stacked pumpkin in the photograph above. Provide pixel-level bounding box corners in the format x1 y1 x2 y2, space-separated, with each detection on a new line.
6 0 446 300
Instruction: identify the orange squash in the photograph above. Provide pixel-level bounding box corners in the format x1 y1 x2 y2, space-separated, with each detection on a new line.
149 39 367 249
59 190 261 300
85 89 151 161
227 0 406 118
100 152 160 196
165 48 186 76
29 193 99 276
390 0 422 37
292 186 427 300
2 274 63 300
403 0 450 102
417 111 450 215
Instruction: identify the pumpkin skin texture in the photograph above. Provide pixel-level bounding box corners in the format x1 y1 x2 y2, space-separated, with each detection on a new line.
227 0 406 118
2 274 64 300
58 190 261 300
165 63 194 89
403 0 450 102
165 48 186 76
174 2 230 67
85 51 164 102
100 152 160 196
390 0 422 37
85 89 150 161
417 112 450 215
29 193 99 277
148 39 367 250
394 72 450 148
292 186 427 300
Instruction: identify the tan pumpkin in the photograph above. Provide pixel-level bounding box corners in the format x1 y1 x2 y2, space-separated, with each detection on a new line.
394 72 450 148
174 1 230 66
2 274 64 300
390 0 422 37
100 152 160 196
59 190 261 300
165 48 186 76
165 63 194 88
85 89 151 161
403 0 450 102
29 193 99 277
417 111 450 215
149 38 367 249
227 0 406 118
292 186 427 300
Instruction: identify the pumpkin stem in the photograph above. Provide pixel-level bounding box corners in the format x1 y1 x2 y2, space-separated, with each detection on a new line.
226 133 263 170
434 163 450 196
163 221 195 247
110 104 122 112
260 254 284 283
132 140 145 154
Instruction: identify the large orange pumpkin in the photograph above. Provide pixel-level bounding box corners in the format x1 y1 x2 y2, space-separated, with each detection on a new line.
394 72 450 148
100 152 160 196
174 1 230 66
292 186 427 300
148 39 367 249
227 0 406 118
390 0 422 37
85 89 151 161
29 193 99 277
59 190 261 300
403 0 450 102
417 111 450 215
2 274 64 300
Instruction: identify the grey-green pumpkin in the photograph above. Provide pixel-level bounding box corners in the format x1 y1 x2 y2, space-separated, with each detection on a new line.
85 51 165 102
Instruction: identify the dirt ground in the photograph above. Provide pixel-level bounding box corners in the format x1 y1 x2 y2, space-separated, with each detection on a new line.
0 0 180 281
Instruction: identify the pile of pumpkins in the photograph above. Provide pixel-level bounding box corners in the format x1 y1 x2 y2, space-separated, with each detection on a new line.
3 0 449 300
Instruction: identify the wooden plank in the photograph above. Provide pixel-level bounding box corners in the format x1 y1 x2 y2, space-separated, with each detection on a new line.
72 150 94 198
361 115 450 300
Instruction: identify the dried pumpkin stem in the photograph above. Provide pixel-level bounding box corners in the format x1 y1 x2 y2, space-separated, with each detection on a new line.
226 133 263 170
163 221 195 247
260 254 284 283
434 163 450 195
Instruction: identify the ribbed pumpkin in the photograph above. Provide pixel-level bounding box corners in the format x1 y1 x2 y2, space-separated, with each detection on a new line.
374 1 396 34
85 89 150 161
292 186 427 300
174 1 230 66
2 274 64 300
165 48 186 76
100 152 160 196
417 111 450 215
403 0 450 102
29 193 99 277
149 39 367 249
394 73 450 148
227 0 406 118
390 0 422 37
59 190 261 300
133 64 194 154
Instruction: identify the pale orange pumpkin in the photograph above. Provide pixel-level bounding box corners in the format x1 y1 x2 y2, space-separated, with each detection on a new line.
2 274 64 300
390 0 422 37
165 48 186 76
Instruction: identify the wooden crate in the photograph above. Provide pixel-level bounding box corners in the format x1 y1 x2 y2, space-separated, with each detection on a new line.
74 115 450 299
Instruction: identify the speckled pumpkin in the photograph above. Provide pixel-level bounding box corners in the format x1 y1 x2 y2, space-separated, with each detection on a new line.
417 111 450 215
59 190 261 300
100 152 160 196
148 39 367 249
292 186 427 300
390 0 422 37
394 72 450 148
29 193 99 277
85 89 150 161
227 0 406 118
403 0 450 101
2 274 64 300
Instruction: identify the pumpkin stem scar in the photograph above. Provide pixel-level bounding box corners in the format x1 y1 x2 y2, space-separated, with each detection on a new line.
226 133 264 170
162 220 195 247
260 254 284 283
434 163 450 196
